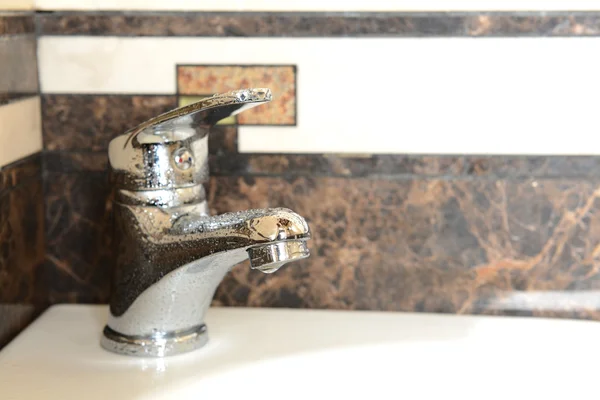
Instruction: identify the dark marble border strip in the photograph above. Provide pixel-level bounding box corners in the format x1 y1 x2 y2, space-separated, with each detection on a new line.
0 153 42 195
36 12 600 37
0 14 34 36
44 150 600 180
214 154 600 179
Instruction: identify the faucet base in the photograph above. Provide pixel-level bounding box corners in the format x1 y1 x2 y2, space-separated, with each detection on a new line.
100 324 208 357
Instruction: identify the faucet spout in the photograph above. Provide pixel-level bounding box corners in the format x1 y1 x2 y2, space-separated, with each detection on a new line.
103 205 310 357
172 207 311 271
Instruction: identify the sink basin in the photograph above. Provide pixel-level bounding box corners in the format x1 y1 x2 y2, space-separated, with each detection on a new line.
1 305 598 399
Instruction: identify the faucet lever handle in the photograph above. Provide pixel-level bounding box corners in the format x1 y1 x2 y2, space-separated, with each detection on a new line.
124 88 272 147
108 88 272 192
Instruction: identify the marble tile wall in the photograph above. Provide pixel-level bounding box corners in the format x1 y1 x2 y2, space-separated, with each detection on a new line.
34 11 600 323
5 9 600 348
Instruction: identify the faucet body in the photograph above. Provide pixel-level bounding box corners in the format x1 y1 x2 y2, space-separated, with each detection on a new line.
101 89 311 357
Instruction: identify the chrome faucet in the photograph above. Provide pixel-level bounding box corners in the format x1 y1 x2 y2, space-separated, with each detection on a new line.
100 88 311 357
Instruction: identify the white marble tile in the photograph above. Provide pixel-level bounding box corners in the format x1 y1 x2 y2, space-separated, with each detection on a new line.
0 96 42 168
38 36 600 155
33 0 600 11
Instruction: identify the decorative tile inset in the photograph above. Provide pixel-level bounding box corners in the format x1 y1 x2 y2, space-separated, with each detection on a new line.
177 65 296 125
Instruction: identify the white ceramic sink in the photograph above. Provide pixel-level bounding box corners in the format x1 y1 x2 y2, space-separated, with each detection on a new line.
1 305 599 399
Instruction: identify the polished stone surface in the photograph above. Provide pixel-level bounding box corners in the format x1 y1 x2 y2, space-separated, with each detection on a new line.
36 12 600 37
42 95 177 151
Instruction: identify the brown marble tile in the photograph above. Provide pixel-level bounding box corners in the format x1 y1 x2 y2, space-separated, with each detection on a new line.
213 153 600 179
0 304 36 349
0 34 38 96
38 171 113 304
178 65 296 125
0 14 34 36
209 126 238 155
0 153 41 194
210 176 600 321
37 170 600 320
42 95 178 151
44 151 109 173
36 12 600 37
0 175 45 303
